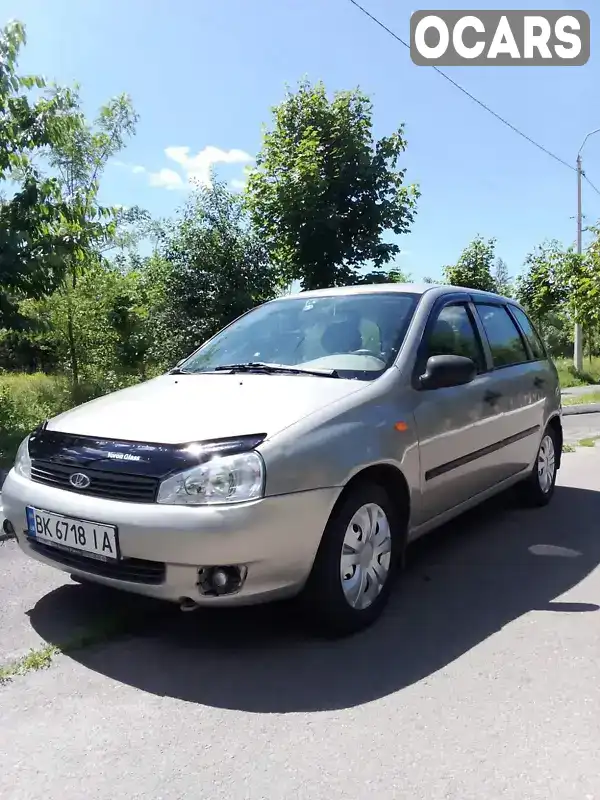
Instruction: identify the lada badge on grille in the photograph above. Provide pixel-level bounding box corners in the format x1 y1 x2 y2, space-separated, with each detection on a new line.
69 472 91 489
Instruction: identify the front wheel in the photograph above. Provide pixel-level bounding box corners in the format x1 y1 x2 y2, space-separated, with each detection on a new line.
517 426 558 507
299 482 404 637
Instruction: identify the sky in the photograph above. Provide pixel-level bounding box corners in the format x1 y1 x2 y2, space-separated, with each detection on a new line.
2 0 599 282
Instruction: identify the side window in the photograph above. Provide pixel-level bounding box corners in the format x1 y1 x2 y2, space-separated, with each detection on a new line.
425 303 486 372
510 306 546 360
476 303 529 368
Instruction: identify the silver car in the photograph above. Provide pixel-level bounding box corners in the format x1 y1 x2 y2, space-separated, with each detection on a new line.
2 284 562 636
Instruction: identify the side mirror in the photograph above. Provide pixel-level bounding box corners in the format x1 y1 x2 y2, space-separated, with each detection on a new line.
419 354 476 390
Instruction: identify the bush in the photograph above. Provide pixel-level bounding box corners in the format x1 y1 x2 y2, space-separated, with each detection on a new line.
0 370 151 470
0 373 71 468
554 357 600 388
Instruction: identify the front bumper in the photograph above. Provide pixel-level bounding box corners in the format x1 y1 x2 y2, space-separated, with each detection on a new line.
2 470 340 606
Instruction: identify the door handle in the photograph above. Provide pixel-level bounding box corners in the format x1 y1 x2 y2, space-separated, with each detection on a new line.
483 390 502 404
534 376 545 388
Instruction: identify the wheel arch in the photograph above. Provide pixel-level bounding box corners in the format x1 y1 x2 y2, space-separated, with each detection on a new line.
547 414 563 469
329 463 411 542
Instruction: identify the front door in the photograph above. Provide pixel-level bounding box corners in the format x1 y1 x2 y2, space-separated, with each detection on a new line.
412 299 509 525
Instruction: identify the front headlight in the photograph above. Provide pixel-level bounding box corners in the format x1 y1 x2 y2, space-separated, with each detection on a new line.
157 450 265 506
14 435 32 479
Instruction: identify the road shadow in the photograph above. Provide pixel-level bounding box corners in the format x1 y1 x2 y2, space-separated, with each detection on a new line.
29 484 600 712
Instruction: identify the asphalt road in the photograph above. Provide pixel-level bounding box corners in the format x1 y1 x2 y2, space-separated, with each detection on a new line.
562 411 600 444
561 384 600 397
2 449 600 800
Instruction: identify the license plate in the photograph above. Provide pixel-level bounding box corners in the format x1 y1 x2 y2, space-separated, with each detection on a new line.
25 507 119 561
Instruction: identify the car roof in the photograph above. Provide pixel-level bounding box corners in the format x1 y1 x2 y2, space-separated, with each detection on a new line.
273 282 518 304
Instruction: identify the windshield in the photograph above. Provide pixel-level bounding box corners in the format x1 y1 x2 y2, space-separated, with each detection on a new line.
178 291 421 380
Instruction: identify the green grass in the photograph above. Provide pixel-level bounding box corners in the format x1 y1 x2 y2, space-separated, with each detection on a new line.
562 436 599 454
0 371 143 471
555 357 600 388
562 391 600 406
0 644 59 683
0 372 73 471
0 613 140 686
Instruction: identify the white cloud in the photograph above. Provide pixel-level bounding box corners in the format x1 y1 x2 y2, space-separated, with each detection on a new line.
114 146 253 192
147 168 184 191
164 145 253 188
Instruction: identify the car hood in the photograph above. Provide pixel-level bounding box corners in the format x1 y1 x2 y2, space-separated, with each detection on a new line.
47 373 367 445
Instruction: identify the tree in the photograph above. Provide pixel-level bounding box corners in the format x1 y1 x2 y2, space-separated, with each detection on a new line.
154 178 281 365
46 90 138 388
0 21 93 323
515 241 567 330
442 235 497 292
356 266 411 284
516 238 600 362
494 257 512 297
246 79 419 291
558 248 600 337
17 262 129 390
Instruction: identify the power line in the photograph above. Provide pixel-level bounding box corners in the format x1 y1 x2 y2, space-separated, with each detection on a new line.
346 0 575 172
583 172 600 199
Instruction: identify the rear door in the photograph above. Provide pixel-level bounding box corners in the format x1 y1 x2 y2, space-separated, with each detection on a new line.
508 303 559 415
412 295 511 524
471 300 544 477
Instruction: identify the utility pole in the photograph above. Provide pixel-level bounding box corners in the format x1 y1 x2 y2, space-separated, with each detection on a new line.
575 154 583 372
574 129 600 372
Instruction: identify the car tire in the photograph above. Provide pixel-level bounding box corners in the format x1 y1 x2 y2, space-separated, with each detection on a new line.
517 425 558 507
299 482 404 638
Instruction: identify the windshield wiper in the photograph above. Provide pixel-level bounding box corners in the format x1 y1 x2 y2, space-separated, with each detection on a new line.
213 362 339 378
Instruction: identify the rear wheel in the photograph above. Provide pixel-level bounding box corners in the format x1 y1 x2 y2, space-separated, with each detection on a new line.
299 482 404 637
517 425 558 507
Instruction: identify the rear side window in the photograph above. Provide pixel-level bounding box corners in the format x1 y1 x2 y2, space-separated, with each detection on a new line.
509 306 546 360
476 303 529 368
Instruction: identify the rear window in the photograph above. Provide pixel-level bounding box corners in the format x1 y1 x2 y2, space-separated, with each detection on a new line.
476 303 529 368
510 306 546 361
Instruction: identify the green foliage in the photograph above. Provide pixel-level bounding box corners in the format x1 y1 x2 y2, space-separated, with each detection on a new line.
537 311 572 359
0 22 91 308
109 206 153 257
154 179 281 364
493 257 512 297
556 248 600 327
0 373 71 468
554 357 600 388
246 79 419 290
16 261 150 391
515 240 569 336
442 235 497 292
45 87 138 386
356 267 411 284
515 233 600 361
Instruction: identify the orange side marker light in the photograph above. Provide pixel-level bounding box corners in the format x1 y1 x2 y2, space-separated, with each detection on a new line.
394 421 408 432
